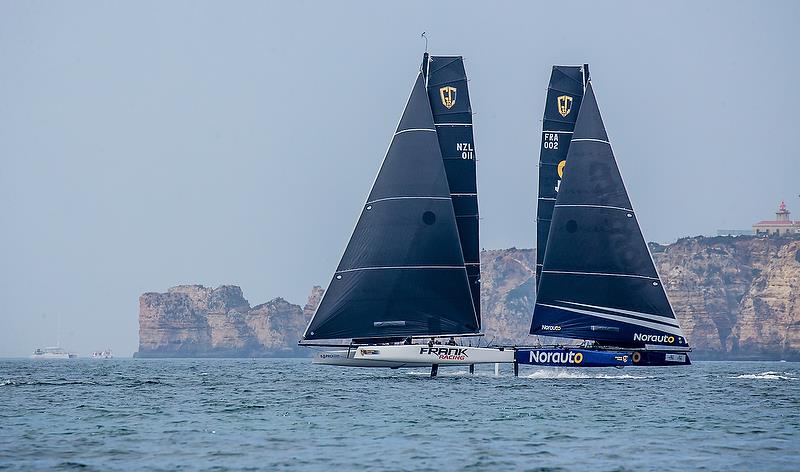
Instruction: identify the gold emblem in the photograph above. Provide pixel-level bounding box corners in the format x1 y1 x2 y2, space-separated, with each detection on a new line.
440 86 457 109
557 160 566 178
557 95 573 117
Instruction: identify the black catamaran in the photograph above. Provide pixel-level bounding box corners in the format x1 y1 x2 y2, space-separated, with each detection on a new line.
301 55 512 371
517 72 691 368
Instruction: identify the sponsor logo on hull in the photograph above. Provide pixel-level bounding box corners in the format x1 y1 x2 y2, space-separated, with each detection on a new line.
527 350 583 365
633 333 675 344
516 349 632 367
419 347 469 361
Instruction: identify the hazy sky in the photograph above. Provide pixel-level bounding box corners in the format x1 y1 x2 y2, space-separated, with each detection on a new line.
1 1 798 356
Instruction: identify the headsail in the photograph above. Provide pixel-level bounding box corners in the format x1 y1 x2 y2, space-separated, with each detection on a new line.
422 54 481 325
303 72 478 341
530 81 688 348
536 65 588 288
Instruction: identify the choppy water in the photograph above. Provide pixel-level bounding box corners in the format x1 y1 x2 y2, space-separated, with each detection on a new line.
1 359 798 471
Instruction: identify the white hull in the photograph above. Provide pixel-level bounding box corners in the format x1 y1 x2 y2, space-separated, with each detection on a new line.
313 344 514 368
30 353 71 359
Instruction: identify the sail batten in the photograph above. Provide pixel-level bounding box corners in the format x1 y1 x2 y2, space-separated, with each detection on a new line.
531 80 688 348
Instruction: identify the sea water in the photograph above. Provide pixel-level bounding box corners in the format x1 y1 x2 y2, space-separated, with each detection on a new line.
0 359 797 471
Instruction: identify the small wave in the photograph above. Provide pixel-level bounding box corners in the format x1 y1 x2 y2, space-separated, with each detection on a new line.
406 369 474 377
1 379 17 386
524 369 651 380
730 371 797 380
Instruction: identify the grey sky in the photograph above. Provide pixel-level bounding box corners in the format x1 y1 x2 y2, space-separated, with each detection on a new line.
1 1 798 356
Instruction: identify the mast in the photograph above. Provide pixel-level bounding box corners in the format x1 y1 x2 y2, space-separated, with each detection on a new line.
530 81 688 348
535 66 588 289
303 72 478 341
422 55 481 325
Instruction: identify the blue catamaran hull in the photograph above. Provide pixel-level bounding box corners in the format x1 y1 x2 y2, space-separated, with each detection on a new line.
515 348 690 367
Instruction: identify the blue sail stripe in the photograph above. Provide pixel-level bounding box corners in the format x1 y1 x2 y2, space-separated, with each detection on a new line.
537 303 684 336
556 300 680 327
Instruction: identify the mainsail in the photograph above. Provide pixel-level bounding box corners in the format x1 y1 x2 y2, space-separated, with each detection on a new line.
536 65 588 288
303 72 478 341
530 81 688 348
422 54 481 324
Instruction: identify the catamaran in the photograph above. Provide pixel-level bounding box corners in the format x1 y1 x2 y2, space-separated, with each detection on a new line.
300 54 513 374
516 67 692 368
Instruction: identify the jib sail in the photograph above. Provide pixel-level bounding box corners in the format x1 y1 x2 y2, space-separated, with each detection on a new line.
530 81 688 348
303 72 478 341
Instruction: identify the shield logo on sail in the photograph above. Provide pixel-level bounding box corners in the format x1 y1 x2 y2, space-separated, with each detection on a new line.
440 86 457 109
557 95 573 117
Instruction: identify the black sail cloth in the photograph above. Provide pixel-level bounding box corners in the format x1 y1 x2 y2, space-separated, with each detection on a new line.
530 81 688 348
422 54 481 325
303 72 478 341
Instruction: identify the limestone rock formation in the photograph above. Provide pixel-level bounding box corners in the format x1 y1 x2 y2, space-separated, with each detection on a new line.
137 237 799 359
652 236 799 359
479 248 536 346
136 285 315 357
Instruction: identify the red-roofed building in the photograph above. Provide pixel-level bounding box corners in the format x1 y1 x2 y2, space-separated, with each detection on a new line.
753 201 799 236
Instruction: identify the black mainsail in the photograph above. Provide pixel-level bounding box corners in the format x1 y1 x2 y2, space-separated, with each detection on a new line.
422 54 481 324
303 71 478 341
536 65 588 288
530 81 688 348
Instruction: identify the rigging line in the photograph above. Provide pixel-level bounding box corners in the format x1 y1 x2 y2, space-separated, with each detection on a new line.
427 56 460 70
542 270 659 281
435 123 472 126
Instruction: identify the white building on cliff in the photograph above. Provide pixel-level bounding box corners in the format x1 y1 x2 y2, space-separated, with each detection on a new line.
753 201 800 236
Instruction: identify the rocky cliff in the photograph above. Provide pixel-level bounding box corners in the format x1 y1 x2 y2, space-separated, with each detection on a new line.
136 285 321 357
137 236 799 360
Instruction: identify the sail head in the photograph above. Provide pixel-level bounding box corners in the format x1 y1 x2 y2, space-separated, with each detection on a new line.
304 73 478 341
531 81 688 348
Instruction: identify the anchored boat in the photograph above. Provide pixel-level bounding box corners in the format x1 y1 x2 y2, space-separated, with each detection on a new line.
517 70 691 369
300 54 513 374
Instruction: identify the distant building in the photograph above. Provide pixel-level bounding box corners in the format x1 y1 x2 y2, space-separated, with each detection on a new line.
752 201 800 236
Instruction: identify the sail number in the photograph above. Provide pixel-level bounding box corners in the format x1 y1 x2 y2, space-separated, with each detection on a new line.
456 142 474 160
543 133 559 150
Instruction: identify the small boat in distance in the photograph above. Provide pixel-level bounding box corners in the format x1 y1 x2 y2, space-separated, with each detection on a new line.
31 346 77 359
517 70 691 369
91 349 113 359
